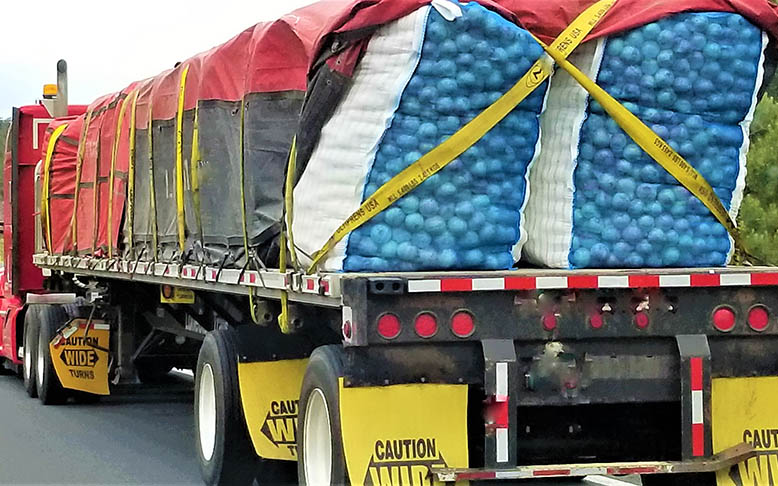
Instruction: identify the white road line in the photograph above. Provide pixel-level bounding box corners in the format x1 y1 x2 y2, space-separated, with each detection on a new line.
585 476 638 486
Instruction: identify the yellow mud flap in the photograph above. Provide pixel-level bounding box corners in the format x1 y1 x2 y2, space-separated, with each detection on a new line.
160 285 195 304
340 380 469 486
238 359 308 461
49 318 111 395
713 376 778 485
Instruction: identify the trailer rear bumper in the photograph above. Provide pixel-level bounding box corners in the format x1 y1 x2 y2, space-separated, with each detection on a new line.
432 443 754 481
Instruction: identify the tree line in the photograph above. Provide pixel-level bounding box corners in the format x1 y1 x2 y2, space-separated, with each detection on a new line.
0 118 8 155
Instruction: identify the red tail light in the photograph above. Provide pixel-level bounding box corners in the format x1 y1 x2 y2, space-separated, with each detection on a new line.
414 312 438 338
377 313 401 339
451 311 475 337
712 306 736 332
589 313 604 329
484 396 509 428
748 305 769 332
542 313 557 331
634 311 649 329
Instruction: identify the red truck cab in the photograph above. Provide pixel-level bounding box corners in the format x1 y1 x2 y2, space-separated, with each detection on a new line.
0 102 85 369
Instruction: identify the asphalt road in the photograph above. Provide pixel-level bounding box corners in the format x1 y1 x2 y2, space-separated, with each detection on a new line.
0 371 639 486
0 372 201 485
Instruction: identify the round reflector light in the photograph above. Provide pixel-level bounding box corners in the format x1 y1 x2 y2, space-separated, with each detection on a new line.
451 311 475 337
342 320 352 340
748 306 769 332
377 313 401 339
414 313 438 338
712 306 736 332
542 313 557 331
634 311 649 329
589 313 604 329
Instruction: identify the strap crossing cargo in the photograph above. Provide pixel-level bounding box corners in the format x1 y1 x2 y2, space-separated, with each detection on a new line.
108 95 130 258
42 123 69 252
176 66 191 253
305 0 755 274
532 34 748 260
304 0 618 274
126 90 139 256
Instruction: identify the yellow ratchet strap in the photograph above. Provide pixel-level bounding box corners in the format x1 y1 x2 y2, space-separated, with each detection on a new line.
278 137 300 334
108 95 130 258
42 123 69 252
70 108 93 253
127 90 139 257
176 65 190 252
279 230 291 333
239 97 260 324
190 105 203 246
91 102 114 255
285 137 300 268
534 37 745 252
305 0 617 273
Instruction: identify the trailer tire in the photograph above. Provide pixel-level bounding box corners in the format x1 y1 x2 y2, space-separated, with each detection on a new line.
195 329 258 486
298 345 348 486
36 305 69 405
23 306 40 398
641 472 715 485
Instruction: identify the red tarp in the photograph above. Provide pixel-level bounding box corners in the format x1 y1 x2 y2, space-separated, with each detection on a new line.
74 94 112 255
45 0 778 257
41 116 83 254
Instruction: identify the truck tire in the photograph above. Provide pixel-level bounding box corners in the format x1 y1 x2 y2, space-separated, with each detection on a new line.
23 306 40 398
36 305 69 405
641 472 715 485
195 329 258 486
297 345 348 486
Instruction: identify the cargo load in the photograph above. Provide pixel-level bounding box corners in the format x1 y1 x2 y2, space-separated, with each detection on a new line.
39 0 778 274
293 2 547 272
524 11 770 269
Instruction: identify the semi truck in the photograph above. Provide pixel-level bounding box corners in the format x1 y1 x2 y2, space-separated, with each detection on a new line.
0 65 203 397
3 1 778 486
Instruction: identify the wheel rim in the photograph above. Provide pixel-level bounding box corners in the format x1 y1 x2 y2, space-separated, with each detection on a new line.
36 333 45 389
23 333 32 381
198 363 217 461
304 388 332 485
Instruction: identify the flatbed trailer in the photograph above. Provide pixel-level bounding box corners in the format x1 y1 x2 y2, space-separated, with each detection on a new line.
31 250 778 486
6 1 778 483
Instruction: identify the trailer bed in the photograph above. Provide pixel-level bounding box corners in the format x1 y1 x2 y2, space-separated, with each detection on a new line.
33 253 778 307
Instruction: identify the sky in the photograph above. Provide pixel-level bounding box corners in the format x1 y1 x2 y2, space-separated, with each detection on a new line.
0 0 319 117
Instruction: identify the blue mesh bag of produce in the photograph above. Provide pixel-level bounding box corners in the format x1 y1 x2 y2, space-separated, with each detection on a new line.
524 12 770 269
293 1 548 272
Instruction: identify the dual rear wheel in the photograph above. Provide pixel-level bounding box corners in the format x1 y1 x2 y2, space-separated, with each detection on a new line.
35 305 69 404
22 306 39 397
23 304 95 405
194 328 297 486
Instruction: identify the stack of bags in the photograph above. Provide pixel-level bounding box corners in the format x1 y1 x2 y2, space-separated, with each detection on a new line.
524 12 768 268
293 1 548 272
